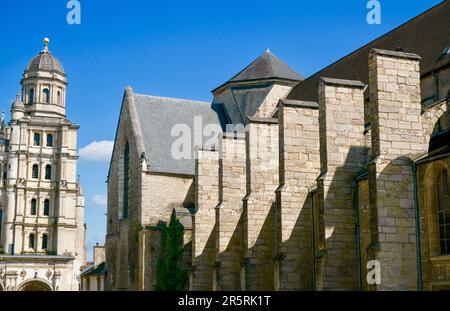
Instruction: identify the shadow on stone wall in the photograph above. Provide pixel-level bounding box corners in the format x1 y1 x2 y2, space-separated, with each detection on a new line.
316 145 368 290
243 199 276 291
216 213 244 291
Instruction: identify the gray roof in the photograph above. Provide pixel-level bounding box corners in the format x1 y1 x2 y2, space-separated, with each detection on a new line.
213 50 304 93
27 51 65 75
219 84 274 125
133 94 226 175
287 1 450 102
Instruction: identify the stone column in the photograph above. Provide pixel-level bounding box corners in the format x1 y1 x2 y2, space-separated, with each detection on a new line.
215 134 246 291
243 117 279 291
192 148 219 291
275 99 321 290
317 77 367 290
368 49 426 290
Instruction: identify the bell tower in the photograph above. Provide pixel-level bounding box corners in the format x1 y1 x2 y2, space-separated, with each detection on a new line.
20 38 67 118
1 38 85 291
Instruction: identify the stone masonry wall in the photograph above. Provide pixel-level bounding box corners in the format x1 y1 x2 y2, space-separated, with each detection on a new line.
317 77 367 290
243 117 279 290
255 84 293 118
276 99 320 290
368 49 427 290
192 149 219 291
215 135 246 290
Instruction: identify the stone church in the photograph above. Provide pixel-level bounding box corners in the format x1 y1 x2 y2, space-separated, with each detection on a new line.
0 39 86 291
106 1 450 291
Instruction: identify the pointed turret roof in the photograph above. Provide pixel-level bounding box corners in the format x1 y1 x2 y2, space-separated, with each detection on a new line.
212 50 303 93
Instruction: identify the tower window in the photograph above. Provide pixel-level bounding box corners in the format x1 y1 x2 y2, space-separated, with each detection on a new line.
42 234 48 250
44 199 50 216
123 142 130 219
33 133 41 146
57 91 62 105
29 234 35 250
30 198 37 216
32 164 39 179
437 169 450 255
46 134 53 147
29 88 34 104
0 209 3 239
43 88 50 103
45 165 52 180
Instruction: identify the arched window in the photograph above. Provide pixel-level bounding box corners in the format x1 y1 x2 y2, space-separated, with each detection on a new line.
0 209 3 240
2 164 7 180
42 234 48 250
46 134 53 147
31 164 39 179
30 198 37 216
29 88 34 104
43 199 50 216
123 142 130 219
33 133 41 146
32 164 39 179
43 88 50 103
57 91 61 105
29 234 35 249
437 169 450 255
45 165 51 180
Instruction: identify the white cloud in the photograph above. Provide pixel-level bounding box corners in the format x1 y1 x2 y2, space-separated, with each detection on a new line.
92 194 107 207
79 140 114 162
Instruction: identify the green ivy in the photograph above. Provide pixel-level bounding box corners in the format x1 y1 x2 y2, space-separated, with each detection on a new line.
155 213 188 291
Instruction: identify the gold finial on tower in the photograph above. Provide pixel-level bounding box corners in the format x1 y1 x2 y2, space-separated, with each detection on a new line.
43 37 50 52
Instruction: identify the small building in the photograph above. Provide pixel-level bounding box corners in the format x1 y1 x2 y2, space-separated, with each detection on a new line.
80 244 106 291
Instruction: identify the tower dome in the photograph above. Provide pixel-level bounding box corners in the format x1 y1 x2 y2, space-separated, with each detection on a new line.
20 38 68 118
25 38 65 75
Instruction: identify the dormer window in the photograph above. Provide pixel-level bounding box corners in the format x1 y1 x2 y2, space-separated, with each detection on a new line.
29 88 34 104
43 88 50 103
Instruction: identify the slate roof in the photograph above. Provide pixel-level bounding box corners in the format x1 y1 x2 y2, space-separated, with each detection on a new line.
287 0 450 102
213 50 304 93
27 51 65 75
80 262 106 277
133 94 227 175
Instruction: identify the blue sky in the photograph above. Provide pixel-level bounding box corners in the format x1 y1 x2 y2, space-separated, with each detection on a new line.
0 0 442 259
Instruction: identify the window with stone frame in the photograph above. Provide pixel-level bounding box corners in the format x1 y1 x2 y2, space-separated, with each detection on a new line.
32 164 39 179
29 88 34 104
30 198 37 216
46 134 53 147
33 133 41 146
45 165 52 180
43 88 50 103
42 234 48 250
29 233 35 249
437 169 450 255
0 209 3 241
43 199 50 216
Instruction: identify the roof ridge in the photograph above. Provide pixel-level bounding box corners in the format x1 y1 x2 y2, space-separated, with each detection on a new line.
133 93 211 105
299 0 447 83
